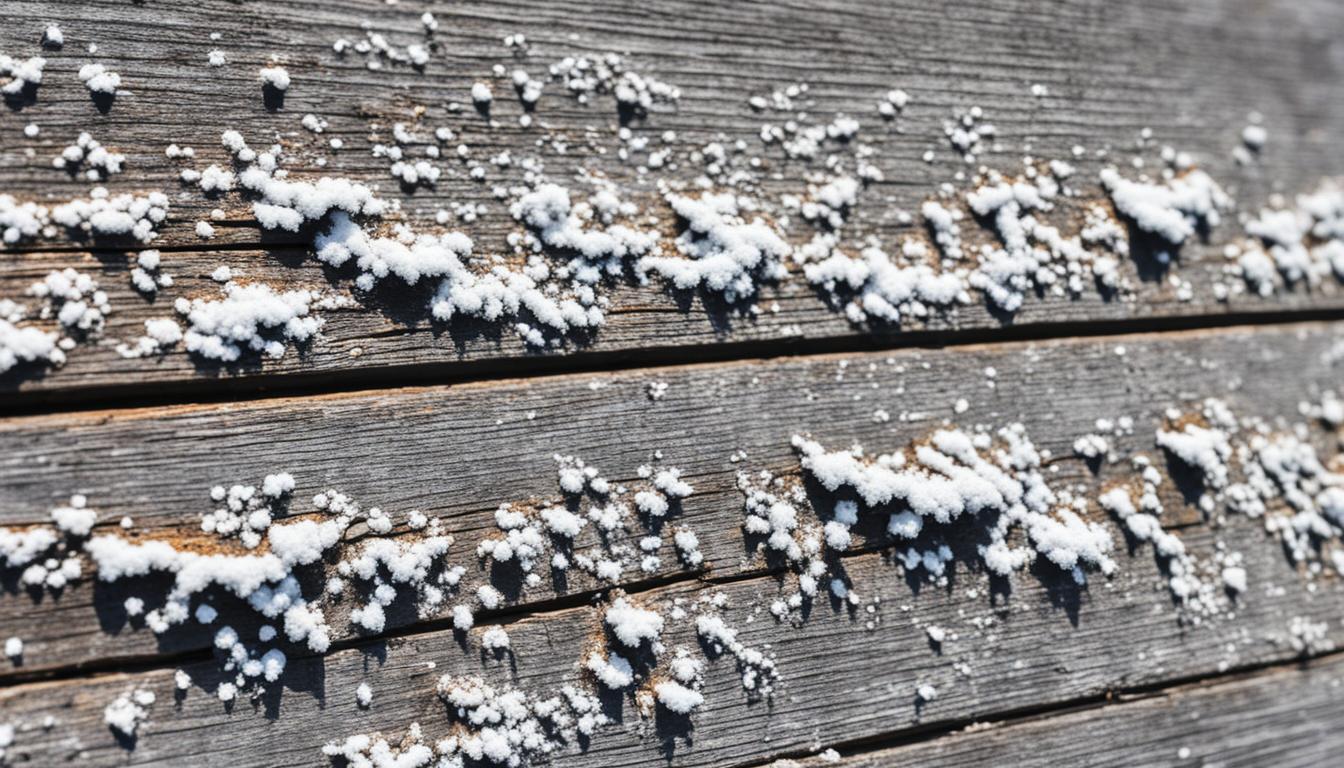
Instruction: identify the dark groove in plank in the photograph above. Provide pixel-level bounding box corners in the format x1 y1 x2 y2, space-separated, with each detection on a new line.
7 305 1344 418
3 0 1343 401
740 650 1344 768
0 563 708 687
4 320 1342 685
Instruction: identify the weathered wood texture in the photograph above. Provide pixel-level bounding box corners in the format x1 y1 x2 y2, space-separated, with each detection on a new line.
5 0 1344 765
790 654 1344 768
11 246 1344 409
1 524 1342 768
4 320 1342 675
3 0 1344 400
5 0 1340 244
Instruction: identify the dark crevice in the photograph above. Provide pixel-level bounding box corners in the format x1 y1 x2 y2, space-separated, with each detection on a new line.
0 644 215 689
731 647 1344 768
5 306 1344 418
0 501 1308 690
0 564 710 688
0 237 307 257
0 507 914 688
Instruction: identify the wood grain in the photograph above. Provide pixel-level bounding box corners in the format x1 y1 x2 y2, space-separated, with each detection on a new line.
4 1 1344 764
1 0 1343 399
0 520 1341 767
2 320 1342 678
789 654 1344 768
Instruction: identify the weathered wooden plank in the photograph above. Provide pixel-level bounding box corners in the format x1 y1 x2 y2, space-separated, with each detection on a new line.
0 520 1341 768
5 246 1344 406
789 655 1344 768
2 320 1342 678
2 0 1344 398
4 0 1340 242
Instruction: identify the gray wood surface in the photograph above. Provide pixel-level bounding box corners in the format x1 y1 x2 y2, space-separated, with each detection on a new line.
2 0 1344 400
4 320 1341 676
4 0 1344 765
1 322 1342 767
9 246 1344 407
787 654 1344 768
0 523 1342 768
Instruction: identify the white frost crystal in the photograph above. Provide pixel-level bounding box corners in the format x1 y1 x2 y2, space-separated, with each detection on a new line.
1100 167 1230 246
259 65 290 91
177 281 324 361
78 63 121 94
103 689 154 737
636 192 789 302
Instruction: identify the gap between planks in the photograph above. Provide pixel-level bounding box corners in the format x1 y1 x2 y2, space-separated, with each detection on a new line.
4 318 1343 683
6 305 1344 419
6 583 1343 768
735 650 1344 768
0 486 1243 689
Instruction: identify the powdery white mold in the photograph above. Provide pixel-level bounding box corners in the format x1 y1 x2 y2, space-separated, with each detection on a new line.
175 281 325 361
209 131 617 348
1 53 46 96
259 66 290 92
654 680 704 713
77 63 120 94
695 610 778 694
4 22 1344 762
2 384 1343 761
790 426 1117 585
1 188 169 246
473 454 703 592
103 688 155 738
0 267 129 375
1100 167 1230 248
41 25 63 50
116 317 183 359
1234 182 1344 295
635 191 790 301
52 132 126 180
548 52 680 113
8 94 1328 374
604 596 663 647
585 651 634 689
429 676 610 764
0 317 58 374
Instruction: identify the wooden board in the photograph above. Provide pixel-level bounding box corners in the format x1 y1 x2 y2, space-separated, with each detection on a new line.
1 321 1341 677
5 1 1344 765
5 0 1341 245
7 246 1344 410
789 654 1344 768
1 521 1342 768
2 0 1344 402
